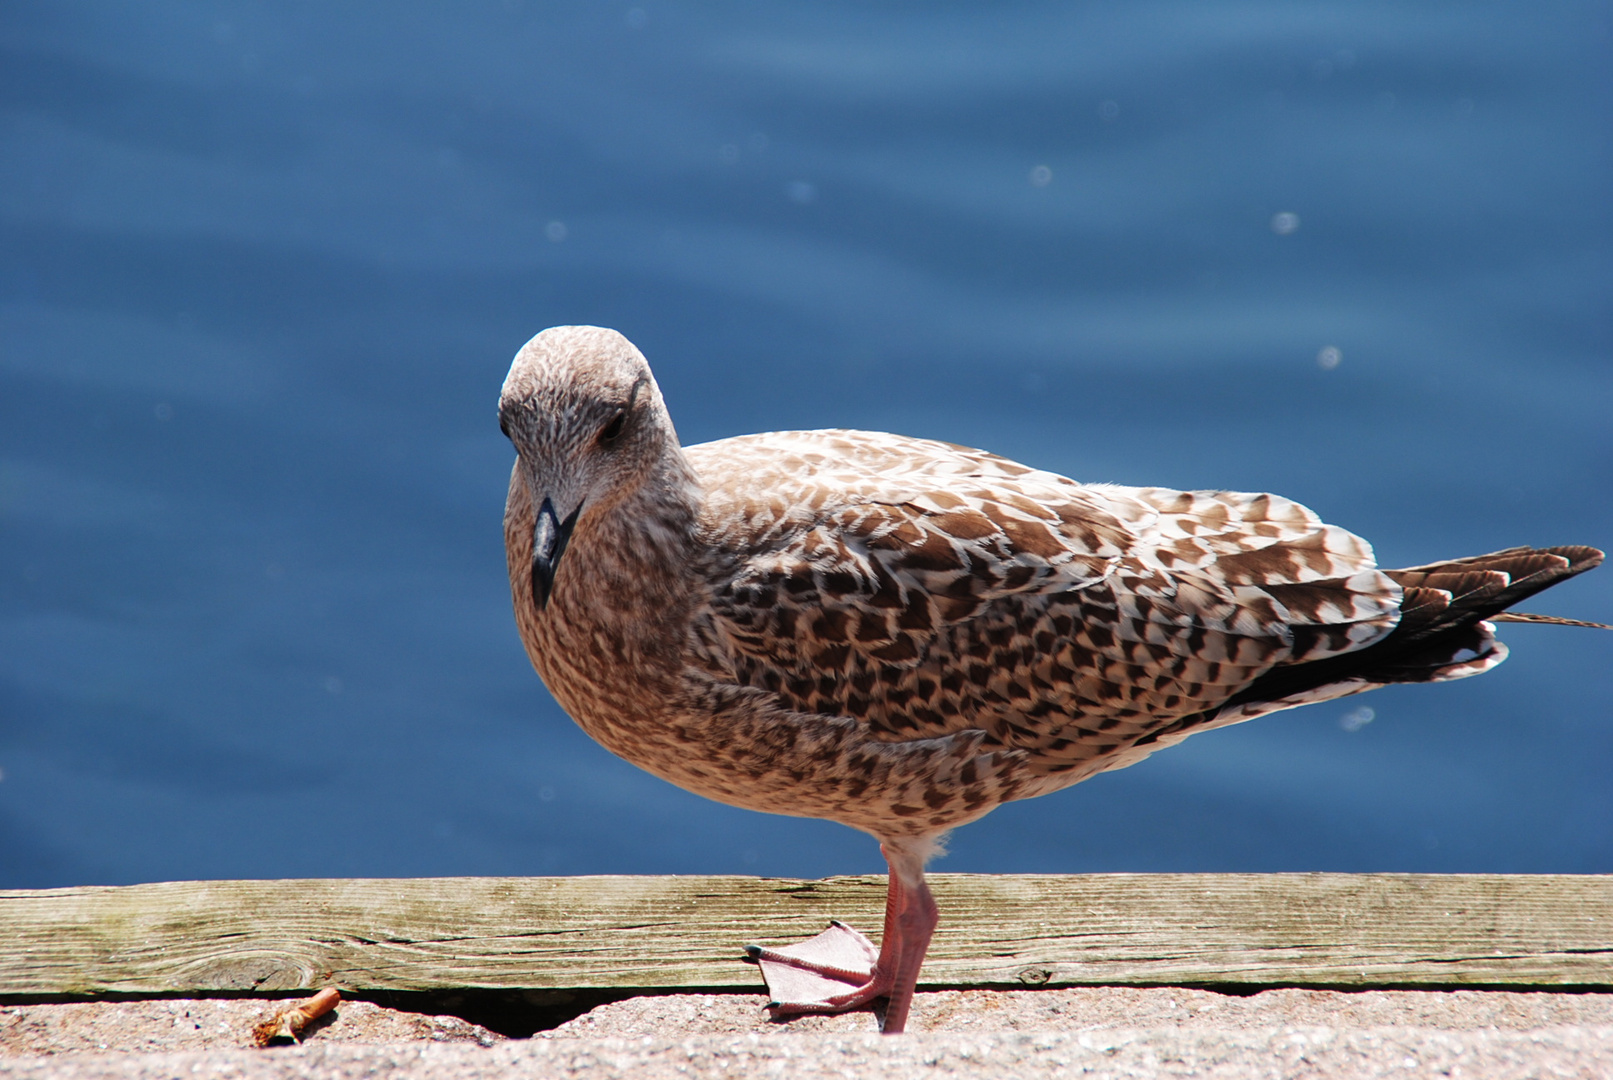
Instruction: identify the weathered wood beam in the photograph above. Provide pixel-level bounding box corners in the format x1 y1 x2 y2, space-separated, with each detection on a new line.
2 874 1608 997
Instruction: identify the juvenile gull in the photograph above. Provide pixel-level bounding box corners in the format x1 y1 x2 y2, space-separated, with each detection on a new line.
499 325 1606 1034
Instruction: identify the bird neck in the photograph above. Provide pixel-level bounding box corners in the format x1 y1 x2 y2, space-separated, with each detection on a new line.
538 448 703 708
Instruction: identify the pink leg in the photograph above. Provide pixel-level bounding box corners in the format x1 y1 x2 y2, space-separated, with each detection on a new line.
747 838 938 1034
876 843 937 1034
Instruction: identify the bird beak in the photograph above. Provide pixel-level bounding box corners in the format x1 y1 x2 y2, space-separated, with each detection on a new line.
532 495 582 610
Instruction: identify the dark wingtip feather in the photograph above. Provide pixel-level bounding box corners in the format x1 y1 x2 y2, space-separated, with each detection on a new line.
1545 545 1604 573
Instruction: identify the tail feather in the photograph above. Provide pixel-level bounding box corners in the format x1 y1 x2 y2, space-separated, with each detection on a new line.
1220 544 1604 711
1389 545 1602 625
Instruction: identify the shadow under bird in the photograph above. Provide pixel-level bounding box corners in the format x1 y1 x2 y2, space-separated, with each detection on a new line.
499 325 1607 1034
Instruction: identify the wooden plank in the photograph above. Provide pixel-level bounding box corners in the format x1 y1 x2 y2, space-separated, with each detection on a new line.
1 874 1609 996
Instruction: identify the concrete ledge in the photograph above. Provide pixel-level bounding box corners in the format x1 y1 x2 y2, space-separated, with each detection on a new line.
2 1025 1611 1080
5 988 1613 1077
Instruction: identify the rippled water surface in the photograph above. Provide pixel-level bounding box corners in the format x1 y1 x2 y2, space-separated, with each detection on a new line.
2 2 1609 886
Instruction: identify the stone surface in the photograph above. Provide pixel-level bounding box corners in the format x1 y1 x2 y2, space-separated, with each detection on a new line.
546 986 1613 1037
0 998 502 1056
3 989 1611 1078
1 1027 1611 1080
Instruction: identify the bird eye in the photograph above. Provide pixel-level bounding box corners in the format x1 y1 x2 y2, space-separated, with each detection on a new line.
597 409 628 446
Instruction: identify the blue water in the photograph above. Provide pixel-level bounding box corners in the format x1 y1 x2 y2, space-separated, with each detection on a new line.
2 2 1609 888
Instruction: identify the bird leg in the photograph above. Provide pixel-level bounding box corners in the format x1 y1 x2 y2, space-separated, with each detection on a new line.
747 840 938 1034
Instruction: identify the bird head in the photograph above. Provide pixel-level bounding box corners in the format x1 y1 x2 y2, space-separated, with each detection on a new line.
499 326 679 609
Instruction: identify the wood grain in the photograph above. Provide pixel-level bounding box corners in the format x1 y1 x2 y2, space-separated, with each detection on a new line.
2 874 1608 996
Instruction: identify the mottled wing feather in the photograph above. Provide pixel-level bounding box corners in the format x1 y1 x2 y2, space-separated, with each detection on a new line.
693 432 1127 668
688 430 1402 777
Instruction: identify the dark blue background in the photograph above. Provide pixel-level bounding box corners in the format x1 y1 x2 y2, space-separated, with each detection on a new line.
2 2 1609 888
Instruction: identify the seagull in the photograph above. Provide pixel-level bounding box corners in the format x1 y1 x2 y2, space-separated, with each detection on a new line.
499 325 1606 1034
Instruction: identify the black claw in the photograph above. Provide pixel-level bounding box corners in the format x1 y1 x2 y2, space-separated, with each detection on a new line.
829 919 848 929
744 944 763 958
765 1001 780 1009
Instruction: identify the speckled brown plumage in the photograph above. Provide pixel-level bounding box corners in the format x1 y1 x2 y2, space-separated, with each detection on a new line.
499 325 1605 1033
